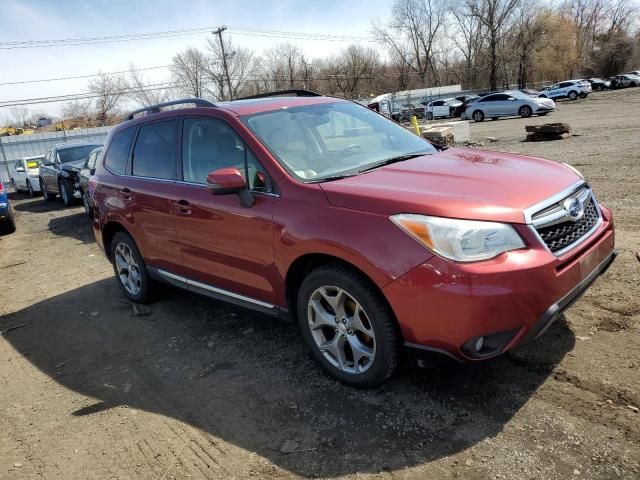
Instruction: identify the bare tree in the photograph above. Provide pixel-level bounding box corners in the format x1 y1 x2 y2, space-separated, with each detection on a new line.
450 2 485 88
9 107 30 127
62 99 93 126
126 64 173 107
171 48 208 98
264 43 304 90
466 0 520 90
326 45 380 98
88 72 126 125
373 0 448 86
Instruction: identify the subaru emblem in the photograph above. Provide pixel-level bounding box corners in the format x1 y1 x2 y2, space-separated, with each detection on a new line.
563 198 583 219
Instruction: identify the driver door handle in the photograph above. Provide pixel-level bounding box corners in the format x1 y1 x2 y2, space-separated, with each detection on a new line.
173 199 191 215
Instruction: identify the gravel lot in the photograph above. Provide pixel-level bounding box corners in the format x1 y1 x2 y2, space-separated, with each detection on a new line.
1 88 639 480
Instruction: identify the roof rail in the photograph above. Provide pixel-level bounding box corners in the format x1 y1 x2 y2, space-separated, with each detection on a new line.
125 98 216 121
235 89 322 101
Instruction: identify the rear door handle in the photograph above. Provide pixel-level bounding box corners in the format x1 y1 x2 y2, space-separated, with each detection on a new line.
173 199 191 215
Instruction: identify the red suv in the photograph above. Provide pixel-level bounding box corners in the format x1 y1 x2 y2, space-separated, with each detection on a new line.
91 91 615 387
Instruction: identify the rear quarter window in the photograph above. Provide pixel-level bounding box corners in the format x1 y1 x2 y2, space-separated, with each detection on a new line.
104 127 135 174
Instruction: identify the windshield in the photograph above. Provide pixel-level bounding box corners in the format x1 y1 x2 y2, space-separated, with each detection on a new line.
242 102 436 182
57 145 100 164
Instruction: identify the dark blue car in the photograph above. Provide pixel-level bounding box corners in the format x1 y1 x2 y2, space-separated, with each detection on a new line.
0 181 16 235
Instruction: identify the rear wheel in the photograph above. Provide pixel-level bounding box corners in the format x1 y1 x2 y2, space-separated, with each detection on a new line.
111 232 150 303
82 191 93 217
568 91 578 101
519 105 532 118
631 82 638 87
297 264 401 388
26 179 35 197
472 110 484 122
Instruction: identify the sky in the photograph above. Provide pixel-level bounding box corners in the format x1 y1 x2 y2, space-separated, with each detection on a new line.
0 0 392 120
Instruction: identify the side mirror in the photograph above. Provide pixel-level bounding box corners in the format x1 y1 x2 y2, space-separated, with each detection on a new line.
16 167 25 173
206 167 254 208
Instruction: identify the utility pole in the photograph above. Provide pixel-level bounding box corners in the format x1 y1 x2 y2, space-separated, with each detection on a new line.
212 26 233 100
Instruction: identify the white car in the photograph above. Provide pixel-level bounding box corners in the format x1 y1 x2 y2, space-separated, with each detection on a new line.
10 155 44 197
538 79 591 100
612 74 640 88
424 98 462 120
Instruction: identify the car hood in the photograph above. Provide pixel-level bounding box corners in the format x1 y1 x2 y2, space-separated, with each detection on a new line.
60 160 85 172
319 148 581 224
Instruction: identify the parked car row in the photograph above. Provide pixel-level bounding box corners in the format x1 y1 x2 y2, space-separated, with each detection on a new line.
7 142 104 231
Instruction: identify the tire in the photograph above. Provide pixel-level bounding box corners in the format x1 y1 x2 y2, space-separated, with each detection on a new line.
0 204 16 235
579 92 587 98
568 91 578 101
58 179 75 206
296 263 401 388
519 105 532 118
110 232 151 303
631 82 638 87
472 110 484 122
26 179 36 197
82 191 93 218
41 178 56 202
426 112 433 121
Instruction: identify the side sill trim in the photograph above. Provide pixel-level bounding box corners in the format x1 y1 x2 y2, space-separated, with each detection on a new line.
156 269 274 309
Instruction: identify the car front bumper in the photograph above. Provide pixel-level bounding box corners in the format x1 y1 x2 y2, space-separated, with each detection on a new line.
383 206 615 362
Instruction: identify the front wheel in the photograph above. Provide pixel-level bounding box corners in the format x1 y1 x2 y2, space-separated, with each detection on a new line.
297 264 401 388
568 91 578 100
82 191 93 217
58 179 75 206
631 82 638 87
110 232 151 303
519 105 532 118
426 112 433 121
472 110 484 122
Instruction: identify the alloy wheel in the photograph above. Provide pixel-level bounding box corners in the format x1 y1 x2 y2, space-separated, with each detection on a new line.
307 286 376 374
114 242 142 295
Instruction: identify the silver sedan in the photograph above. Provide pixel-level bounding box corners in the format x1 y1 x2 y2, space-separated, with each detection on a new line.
461 91 555 122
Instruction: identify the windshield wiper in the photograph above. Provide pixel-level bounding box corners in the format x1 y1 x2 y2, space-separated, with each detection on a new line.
356 152 430 174
308 173 357 183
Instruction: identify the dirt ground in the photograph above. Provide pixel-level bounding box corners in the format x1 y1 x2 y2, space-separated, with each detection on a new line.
1 89 639 480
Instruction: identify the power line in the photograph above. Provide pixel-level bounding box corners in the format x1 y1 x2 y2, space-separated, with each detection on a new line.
0 25 381 50
0 65 171 86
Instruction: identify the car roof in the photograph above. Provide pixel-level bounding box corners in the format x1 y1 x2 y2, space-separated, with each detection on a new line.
53 141 102 150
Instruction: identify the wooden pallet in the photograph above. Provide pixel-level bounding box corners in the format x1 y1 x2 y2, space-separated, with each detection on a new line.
525 123 571 141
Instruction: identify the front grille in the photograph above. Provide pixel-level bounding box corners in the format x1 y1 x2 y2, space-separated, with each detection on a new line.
535 197 599 253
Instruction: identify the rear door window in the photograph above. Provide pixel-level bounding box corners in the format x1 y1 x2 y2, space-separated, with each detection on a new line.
104 127 135 175
132 120 178 180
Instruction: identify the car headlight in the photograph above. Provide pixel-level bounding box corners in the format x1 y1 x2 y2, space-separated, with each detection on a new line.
390 214 525 262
